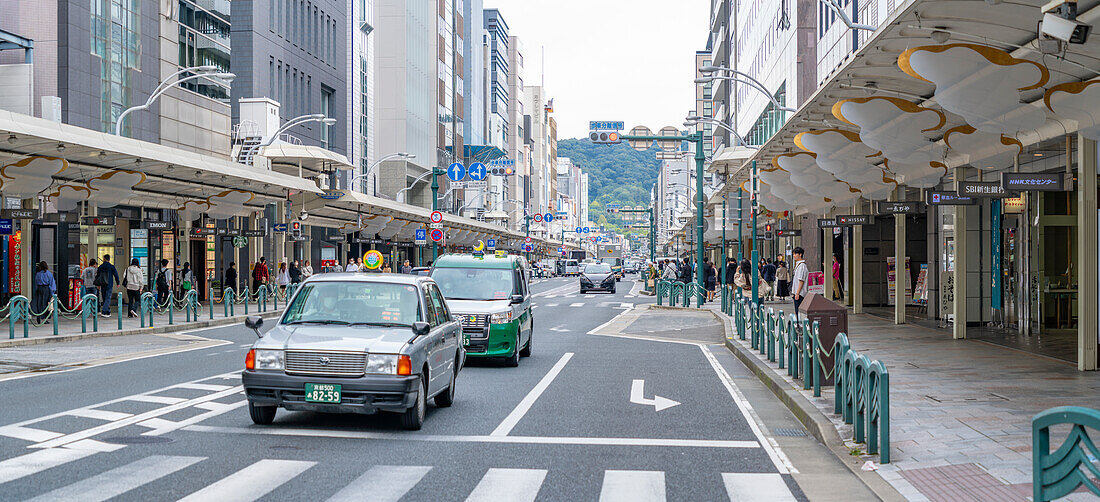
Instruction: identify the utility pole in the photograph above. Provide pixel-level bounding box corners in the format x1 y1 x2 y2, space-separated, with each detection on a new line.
721 197 726 288
751 160 759 305
431 166 444 262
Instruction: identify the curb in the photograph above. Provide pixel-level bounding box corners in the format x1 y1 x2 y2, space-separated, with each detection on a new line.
0 310 285 348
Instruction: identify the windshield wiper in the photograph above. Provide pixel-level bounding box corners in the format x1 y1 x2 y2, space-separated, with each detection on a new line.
348 321 411 328
285 319 351 325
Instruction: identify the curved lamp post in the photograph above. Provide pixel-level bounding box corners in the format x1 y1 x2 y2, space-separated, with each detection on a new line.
394 168 433 203
684 117 758 150
351 152 415 194
245 113 337 165
115 65 235 137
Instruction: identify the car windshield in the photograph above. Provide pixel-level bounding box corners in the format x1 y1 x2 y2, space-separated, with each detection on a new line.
585 264 612 274
282 282 421 326
432 267 516 300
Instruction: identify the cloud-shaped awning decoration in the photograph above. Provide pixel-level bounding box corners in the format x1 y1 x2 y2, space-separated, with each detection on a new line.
1045 79 1100 141
900 43 1048 135
833 97 946 165
87 170 147 208
178 200 212 221
0 156 69 199
46 184 91 212
943 125 1022 169
794 129 881 177
205 190 255 220
885 160 947 189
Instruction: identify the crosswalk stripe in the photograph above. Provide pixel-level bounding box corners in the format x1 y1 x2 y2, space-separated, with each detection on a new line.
66 408 133 421
599 470 665 502
177 459 315 502
465 468 546 502
585 295 595 298
175 383 233 391
570 303 584 307
127 395 187 405
0 425 63 442
721 473 796 501
25 455 204 502
0 447 98 485
326 465 432 502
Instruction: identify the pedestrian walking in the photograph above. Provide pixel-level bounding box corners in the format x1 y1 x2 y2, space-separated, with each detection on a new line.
345 259 359 272
252 257 270 295
276 263 290 292
400 260 413 274
679 258 692 284
225 262 238 294
725 258 737 286
735 259 752 297
301 260 313 278
704 257 717 302
761 259 777 301
81 259 97 299
94 254 119 317
832 253 844 301
775 260 790 300
32 261 56 323
661 259 678 280
289 260 302 284
180 262 194 296
155 259 171 304
123 258 145 318
792 247 809 319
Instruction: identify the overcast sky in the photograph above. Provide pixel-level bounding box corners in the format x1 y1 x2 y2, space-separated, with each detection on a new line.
483 1 710 140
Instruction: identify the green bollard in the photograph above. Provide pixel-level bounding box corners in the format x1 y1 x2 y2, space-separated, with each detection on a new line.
115 292 122 330
52 295 58 336
272 285 278 310
168 290 174 325
244 288 249 315
209 285 214 320
812 321 822 397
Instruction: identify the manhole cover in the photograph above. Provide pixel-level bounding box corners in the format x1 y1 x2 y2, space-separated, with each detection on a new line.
772 427 807 437
102 436 175 445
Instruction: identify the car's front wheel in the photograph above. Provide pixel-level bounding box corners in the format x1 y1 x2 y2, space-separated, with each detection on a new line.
520 330 532 357
434 363 457 407
248 401 276 425
401 379 427 430
504 333 521 367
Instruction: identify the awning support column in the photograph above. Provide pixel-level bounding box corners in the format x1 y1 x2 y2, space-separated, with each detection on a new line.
19 198 33 299
1078 133 1098 370
853 201 863 314
823 210 833 302
954 167 969 340
895 188 906 324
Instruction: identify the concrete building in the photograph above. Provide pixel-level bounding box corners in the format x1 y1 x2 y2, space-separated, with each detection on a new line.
347 0 377 189
505 35 527 229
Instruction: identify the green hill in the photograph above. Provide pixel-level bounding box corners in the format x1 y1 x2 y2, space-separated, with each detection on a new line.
556 138 660 235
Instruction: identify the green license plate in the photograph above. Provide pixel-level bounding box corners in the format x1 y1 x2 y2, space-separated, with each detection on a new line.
304 383 341 403
462 333 471 346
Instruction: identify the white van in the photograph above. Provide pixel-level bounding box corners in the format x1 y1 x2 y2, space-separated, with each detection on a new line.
564 259 580 276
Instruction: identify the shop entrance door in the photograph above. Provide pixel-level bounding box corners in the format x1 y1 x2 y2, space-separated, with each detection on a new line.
190 240 206 300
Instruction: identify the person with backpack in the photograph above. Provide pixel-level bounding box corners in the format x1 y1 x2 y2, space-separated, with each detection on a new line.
94 254 119 317
123 258 145 318
252 257 270 295
81 259 97 298
179 262 194 296
155 259 171 304
32 261 56 323
224 262 238 294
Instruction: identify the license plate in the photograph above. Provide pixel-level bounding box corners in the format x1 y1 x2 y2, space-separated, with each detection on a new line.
462 333 471 346
304 383 341 403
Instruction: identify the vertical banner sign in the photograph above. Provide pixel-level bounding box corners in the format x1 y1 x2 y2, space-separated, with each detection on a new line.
991 199 1002 310
9 230 20 295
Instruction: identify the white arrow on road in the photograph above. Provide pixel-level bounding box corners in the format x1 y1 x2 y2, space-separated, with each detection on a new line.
630 379 680 411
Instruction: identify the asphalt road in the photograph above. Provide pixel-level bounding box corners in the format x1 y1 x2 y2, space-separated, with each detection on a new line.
0 274 875 501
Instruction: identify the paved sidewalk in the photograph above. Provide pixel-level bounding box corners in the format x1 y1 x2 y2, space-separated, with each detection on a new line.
690 301 1100 502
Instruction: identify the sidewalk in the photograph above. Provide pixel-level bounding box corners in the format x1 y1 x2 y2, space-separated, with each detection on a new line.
0 296 285 348
692 301 1100 502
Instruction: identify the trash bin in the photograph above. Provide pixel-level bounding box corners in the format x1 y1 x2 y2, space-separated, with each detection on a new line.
797 292 848 385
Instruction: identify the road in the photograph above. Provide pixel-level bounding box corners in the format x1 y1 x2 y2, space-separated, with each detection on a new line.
0 275 875 501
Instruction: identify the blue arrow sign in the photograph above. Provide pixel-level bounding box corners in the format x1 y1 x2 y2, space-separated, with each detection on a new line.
414 228 427 241
544 213 554 222
273 223 288 232
583 227 590 233
468 162 487 181
447 162 466 182
487 238 496 250
596 236 602 242
575 227 582 233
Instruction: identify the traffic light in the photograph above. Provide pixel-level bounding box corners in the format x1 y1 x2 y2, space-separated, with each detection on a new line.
291 220 302 238
589 130 622 144
764 223 772 232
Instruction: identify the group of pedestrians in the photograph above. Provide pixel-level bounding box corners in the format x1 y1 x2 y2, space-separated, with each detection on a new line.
656 257 722 302
75 254 155 319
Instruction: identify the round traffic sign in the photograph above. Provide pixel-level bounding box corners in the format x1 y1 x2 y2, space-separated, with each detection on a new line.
583 227 590 233
430 228 444 242
468 162 487 181
544 213 554 223
362 250 384 270
533 213 543 223
447 162 466 182
430 211 443 224
524 237 532 243
523 244 533 252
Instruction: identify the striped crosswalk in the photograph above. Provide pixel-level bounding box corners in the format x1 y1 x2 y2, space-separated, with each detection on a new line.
0 452 801 501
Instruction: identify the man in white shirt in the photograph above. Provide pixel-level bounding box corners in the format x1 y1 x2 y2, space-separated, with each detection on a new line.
791 247 809 319
345 260 359 272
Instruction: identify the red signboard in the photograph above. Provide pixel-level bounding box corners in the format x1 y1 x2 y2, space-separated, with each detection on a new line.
9 230 20 295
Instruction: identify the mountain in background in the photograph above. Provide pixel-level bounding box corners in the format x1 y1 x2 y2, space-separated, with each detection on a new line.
556 138 660 235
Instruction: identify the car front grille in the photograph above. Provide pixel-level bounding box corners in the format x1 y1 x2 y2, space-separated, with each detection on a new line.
285 350 366 377
463 326 489 339
456 313 488 327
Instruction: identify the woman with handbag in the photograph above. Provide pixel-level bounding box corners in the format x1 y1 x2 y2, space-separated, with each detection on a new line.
124 258 145 318
180 262 194 297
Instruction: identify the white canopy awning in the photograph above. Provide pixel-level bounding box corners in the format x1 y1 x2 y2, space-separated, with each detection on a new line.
259 142 354 176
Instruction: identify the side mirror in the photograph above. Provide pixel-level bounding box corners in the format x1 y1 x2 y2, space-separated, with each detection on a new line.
245 315 264 338
510 294 524 305
412 321 431 337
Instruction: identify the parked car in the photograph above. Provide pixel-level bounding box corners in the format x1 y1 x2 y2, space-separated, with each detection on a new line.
430 254 533 366
563 259 580 276
242 274 463 430
580 262 617 294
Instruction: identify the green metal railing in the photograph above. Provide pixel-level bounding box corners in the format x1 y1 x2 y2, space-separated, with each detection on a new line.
732 295 890 463
1033 406 1100 501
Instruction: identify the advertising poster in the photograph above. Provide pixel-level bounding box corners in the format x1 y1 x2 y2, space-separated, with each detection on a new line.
9 230 20 295
807 271 824 295
913 264 929 304
885 257 912 305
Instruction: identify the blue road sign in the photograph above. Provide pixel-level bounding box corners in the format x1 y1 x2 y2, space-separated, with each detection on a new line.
558 246 564 252
414 228 427 241
575 227 582 233
468 162 487 181
596 236 602 243
487 238 496 250
583 227 590 233
544 213 554 223
273 223 288 232
447 162 466 182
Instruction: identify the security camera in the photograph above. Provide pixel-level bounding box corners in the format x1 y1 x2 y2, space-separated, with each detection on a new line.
298 210 308 221
1040 0 1091 44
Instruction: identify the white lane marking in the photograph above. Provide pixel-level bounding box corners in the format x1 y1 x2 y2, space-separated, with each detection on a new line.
599 470 665 502
701 345 797 474
64 439 126 452
465 468 546 502
177 459 315 502
142 400 247 437
569 303 585 307
0 425 63 442
128 395 187 404
134 417 178 430
722 473 797 501
490 353 574 436
629 379 681 412
30 385 244 449
0 447 98 485
545 303 559 307
585 295 595 299
25 455 205 502
66 408 133 421
326 465 432 502
548 324 569 332
544 295 557 299
175 383 233 391
564 294 577 298
183 425 760 448
617 303 634 309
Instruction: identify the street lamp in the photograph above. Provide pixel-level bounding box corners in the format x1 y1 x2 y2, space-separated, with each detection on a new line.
694 74 795 113
684 117 757 150
245 114 337 165
115 65 235 136
394 168 433 204
351 152 416 194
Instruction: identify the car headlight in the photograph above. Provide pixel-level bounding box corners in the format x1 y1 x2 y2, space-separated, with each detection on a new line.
366 354 399 374
490 310 513 323
580 276 593 284
253 349 284 370
602 275 615 283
